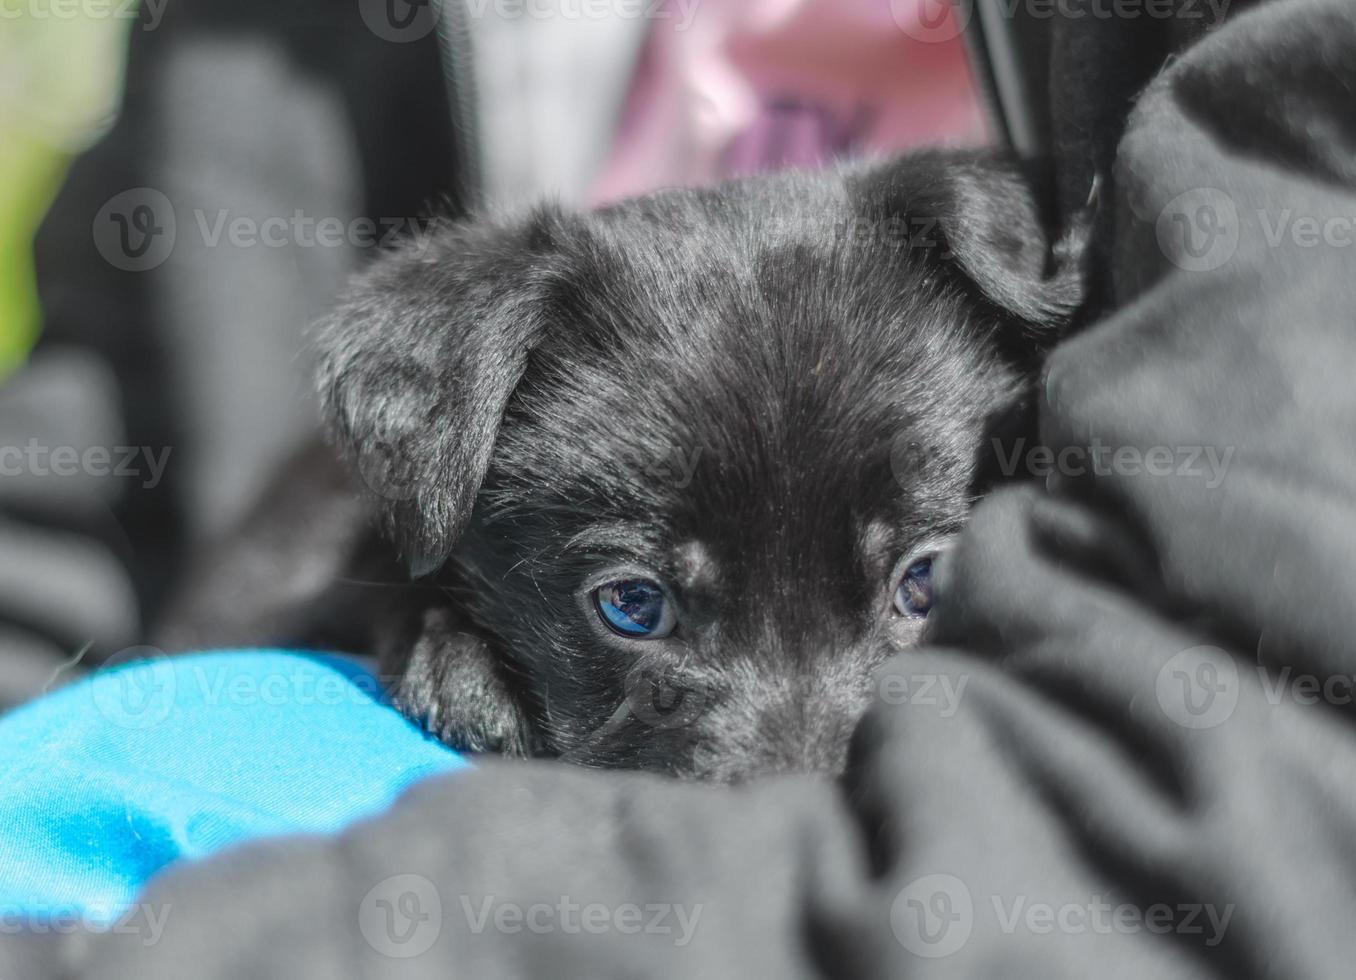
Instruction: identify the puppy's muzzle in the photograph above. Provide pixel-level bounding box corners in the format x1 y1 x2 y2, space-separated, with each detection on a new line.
683 669 875 783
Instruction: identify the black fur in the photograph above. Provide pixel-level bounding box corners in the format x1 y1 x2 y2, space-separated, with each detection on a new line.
164 151 1087 782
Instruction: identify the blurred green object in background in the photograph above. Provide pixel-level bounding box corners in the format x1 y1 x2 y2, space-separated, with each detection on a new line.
0 7 134 378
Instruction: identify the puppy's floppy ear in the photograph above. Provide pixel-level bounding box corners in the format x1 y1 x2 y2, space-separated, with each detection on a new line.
316 207 565 577
847 151 1091 343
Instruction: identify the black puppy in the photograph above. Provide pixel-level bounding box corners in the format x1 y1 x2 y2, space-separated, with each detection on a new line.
162 151 1085 781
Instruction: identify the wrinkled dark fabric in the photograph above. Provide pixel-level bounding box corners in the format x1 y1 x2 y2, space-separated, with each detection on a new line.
6 0 1356 975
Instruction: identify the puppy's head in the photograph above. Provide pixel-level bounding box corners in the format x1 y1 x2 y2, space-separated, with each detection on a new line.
319 152 1085 781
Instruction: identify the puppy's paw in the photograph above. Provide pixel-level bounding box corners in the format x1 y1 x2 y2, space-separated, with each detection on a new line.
383 606 536 756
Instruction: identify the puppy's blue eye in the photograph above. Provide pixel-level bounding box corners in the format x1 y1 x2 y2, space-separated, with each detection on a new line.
893 557 936 618
593 579 676 638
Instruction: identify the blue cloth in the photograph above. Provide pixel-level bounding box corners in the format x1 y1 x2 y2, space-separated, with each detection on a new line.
0 651 466 923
